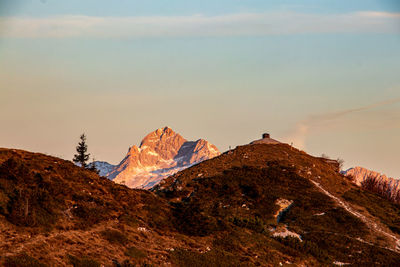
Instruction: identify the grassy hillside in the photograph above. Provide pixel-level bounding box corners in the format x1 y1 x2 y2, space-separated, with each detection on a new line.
156 144 400 265
1 144 400 266
0 148 176 266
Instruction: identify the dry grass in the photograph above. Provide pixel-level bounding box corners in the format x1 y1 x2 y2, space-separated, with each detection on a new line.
1 145 400 266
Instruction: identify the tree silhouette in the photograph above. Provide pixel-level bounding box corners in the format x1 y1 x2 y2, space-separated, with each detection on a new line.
73 134 90 168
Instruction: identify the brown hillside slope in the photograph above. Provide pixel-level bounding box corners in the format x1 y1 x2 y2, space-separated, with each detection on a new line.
1 144 400 266
0 148 203 266
154 143 400 265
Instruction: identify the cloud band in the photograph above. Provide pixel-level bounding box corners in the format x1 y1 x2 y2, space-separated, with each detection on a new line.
0 11 399 39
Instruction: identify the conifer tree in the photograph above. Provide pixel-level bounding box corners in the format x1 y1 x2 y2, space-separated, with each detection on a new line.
73 134 90 168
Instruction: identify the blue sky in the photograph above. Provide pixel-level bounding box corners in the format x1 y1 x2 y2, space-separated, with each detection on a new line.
1 0 400 16
0 0 400 177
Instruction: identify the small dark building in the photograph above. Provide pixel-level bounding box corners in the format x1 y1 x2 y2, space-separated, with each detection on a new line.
262 133 270 139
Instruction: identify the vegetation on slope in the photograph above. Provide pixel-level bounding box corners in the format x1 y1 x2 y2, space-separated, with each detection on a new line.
163 164 400 265
0 148 174 265
157 144 400 266
1 144 400 266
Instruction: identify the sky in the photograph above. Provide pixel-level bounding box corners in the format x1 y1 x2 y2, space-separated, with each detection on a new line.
0 0 399 178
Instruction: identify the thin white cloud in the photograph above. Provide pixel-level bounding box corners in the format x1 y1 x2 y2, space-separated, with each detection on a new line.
357 11 400 18
285 97 400 150
0 11 399 38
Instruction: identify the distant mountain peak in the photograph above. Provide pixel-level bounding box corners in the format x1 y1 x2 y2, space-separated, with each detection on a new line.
140 126 177 146
138 127 186 160
105 127 220 189
343 166 400 198
343 166 398 186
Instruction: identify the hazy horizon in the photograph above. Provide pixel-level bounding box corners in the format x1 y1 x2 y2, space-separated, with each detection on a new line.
1 0 399 178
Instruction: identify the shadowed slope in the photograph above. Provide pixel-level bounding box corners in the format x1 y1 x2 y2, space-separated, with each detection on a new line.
155 143 400 265
1 142 400 266
0 148 178 266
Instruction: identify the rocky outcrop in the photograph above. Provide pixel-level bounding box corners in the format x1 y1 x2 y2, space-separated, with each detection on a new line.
274 198 294 223
108 127 220 189
343 166 400 197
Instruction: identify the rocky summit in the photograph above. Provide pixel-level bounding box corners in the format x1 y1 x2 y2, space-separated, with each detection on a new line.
105 127 220 189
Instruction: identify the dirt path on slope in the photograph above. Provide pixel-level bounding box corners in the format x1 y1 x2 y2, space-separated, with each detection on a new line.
311 180 400 252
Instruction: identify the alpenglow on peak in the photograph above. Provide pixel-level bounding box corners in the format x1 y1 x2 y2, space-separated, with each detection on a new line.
98 127 220 189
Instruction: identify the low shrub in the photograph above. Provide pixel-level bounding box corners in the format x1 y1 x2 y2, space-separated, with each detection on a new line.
67 254 100 267
170 248 243 267
72 204 108 229
4 253 47 267
125 247 147 259
230 216 266 233
100 229 128 245
274 236 331 263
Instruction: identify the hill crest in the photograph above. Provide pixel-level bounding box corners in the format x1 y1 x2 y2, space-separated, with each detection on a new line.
2 140 400 266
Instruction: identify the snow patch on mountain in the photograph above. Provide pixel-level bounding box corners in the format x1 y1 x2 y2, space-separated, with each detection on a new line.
89 161 116 177
102 127 220 189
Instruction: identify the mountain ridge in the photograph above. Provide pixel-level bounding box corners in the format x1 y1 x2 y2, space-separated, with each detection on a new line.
98 127 220 189
343 166 400 199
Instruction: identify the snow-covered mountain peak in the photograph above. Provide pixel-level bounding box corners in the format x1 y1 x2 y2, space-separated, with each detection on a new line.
104 127 220 189
343 166 396 186
343 166 400 199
